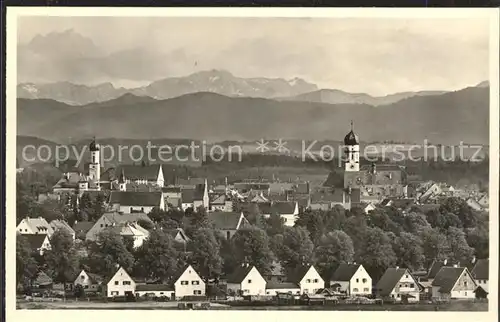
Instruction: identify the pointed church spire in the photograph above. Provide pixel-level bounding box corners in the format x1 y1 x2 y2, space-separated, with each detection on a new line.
350 120 354 131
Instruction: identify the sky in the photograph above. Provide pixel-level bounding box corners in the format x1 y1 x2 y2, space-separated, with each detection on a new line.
17 16 490 96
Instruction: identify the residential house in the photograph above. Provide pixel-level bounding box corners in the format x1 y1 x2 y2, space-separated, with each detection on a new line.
105 164 165 187
477 194 489 211
16 217 54 237
210 211 250 240
379 198 415 212
174 265 206 299
85 212 152 242
165 228 190 244
135 284 175 298
265 282 301 296
209 194 233 212
110 222 150 248
330 263 372 296
466 198 484 212
233 182 270 195
226 264 267 296
181 181 209 211
250 192 269 203
376 267 420 302
175 177 205 190
106 266 136 298
431 266 476 300
23 234 51 255
417 182 442 203
308 188 351 211
287 265 324 295
351 202 376 214
162 186 182 208
49 219 76 239
109 191 165 214
52 171 99 195
471 259 489 292
74 269 103 292
259 201 299 227
32 271 53 289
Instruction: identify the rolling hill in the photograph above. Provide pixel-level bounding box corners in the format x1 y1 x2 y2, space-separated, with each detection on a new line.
17 86 489 145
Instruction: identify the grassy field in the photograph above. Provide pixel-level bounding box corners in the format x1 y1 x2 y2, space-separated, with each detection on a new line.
17 300 488 311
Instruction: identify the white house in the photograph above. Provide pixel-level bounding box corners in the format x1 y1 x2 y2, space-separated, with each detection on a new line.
110 222 150 248
23 234 51 255
471 259 489 292
174 265 206 299
287 265 324 295
109 191 165 214
16 217 54 237
106 266 136 298
226 264 267 296
260 201 299 227
135 284 175 298
86 212 152 242
376 267 420 302
74 269 103 292
330 263 372 296
432 266 476 300
466 198 484 212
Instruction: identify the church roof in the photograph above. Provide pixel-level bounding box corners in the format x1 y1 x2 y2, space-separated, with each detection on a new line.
89 138 99 151
344 130 359 146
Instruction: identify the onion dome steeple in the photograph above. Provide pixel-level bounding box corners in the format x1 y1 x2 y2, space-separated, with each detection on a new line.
89 137 100 151
344 120 359 146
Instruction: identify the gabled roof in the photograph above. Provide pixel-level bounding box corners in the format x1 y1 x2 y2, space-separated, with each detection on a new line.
322 171 344 187
310 189 345 204
109 191 162 207
115 165 161 181
165 228 190 242
101 212 152 225
331 263 361 281
266 282 300 289
376 268 410 296
181 187 205 203
227 265 254 283
432 267 468 293
210 212 247 230
34 271 53 286
24 234 49 250
162 186 182 193
20 217 53 235
53 172 86 189
50 219 75 235
136 283 174 292
210 194 226 204
427 259 459 279
471 259 489 280
258 201 297 215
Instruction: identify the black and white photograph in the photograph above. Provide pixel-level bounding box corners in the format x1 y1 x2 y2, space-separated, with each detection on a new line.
6 7 499 316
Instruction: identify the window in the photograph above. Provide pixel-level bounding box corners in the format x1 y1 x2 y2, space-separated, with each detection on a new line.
410 283 414 288
181 281 189 285
465 292 467 296
306 279 311 283
313 279 318 283
397 294 400 298
405 275 409 278
356 278 359 283
362 278 367 283
226 231 231 240
123 281 131 285
248 279 252 283
81 275 85 280
84 285 89 289
192 281 200 285
114 281 119 285
160 292 164 295
100 224 103 227
464 281 468 286
353 288 359 292
363 288 369 292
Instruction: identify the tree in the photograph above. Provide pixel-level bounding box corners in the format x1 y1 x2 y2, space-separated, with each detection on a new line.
392 232 425 271
190 228 223 280
134 230 179 282
295 210 325 245
264 213 285 237
358 227 396 280
87 229 135 277
466 221 489 259
275 227 314 275
343 214 369 258
314 230 354 279
231 227 274 275
403 213 430 234
137 219 154 230
74 284 85 298
447 227 474 265
419 227 450 268
191 206 211 230
45 229 80 297
79 193 96 222
16 234 38 290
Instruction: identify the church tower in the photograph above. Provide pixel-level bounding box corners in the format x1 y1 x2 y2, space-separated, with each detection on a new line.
88 137 101 189
118 169 127 192
344 121 360 172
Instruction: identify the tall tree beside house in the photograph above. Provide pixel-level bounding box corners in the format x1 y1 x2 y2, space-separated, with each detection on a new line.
241 202 262 226
269 233 285 257
191 206 212 230
439 197 479 229
295 209 326 246
322 206 347 231
343 214 369 258
16 234 38 290
418 226 451 268
391 232 425 271
216 233 237 276
92 193 107 221
314 230 355 279
87 229 135 277
79 193 96 222
366 208 402 235
402 212 431 234
190 228 223 281
275 226 314 275
45 229 80 296
466 218 489 259
357 227 396 280
447 226 475 264
134 230 179 283
264 213 286 236
231 226 274 275
16 184 37 224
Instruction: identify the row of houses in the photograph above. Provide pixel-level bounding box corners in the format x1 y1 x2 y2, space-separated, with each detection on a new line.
70 257 489 302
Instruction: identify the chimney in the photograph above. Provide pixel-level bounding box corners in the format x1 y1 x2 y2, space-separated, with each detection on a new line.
443 259 448 265
246 263 250 267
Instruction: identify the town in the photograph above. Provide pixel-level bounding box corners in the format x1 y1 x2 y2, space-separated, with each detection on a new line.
16 126 490 310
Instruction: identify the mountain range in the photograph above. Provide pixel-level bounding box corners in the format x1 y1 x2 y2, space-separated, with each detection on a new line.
17 85 489 145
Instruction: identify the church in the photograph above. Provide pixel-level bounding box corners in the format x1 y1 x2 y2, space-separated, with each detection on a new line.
322 123 408 206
